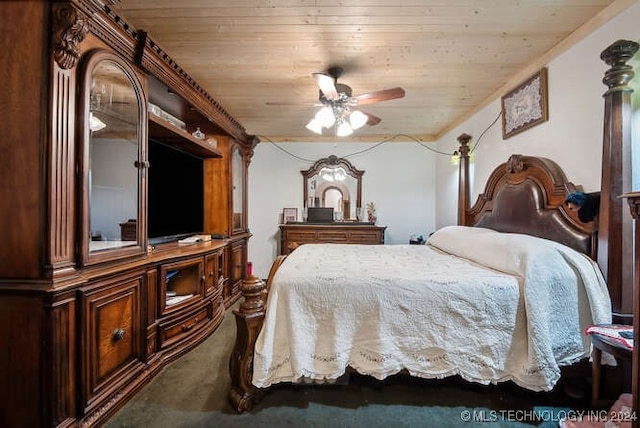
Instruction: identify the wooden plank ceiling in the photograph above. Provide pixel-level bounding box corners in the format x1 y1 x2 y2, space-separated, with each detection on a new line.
113 0 626 142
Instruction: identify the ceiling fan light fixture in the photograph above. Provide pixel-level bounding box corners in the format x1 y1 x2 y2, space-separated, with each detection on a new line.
305 118 323 134
336 120 353 137
315 107 335 128
349 110 368 130
89 112 107 132
320 166 347 182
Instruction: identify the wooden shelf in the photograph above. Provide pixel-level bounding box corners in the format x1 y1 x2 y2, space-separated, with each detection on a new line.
149 113 223 158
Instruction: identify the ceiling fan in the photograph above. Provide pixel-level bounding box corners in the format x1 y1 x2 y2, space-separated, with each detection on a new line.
306 67 405 137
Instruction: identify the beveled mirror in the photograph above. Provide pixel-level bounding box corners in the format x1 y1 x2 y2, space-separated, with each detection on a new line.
79 51 147 265
231 143 245 232
302 155 364 220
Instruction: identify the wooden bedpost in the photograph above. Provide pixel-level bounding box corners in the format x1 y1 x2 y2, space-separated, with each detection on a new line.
228 256 287 412
598 39 638 322
457 133 472 226
621 193 640 428
228 273 267 412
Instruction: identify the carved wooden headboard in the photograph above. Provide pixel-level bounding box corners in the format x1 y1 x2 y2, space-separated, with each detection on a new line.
460 153 596 259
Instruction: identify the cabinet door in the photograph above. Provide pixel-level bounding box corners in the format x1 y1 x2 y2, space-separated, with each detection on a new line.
204 250 225 299
78 50 147 266
225 240 246 307
159 257 205 315
79 271 144 410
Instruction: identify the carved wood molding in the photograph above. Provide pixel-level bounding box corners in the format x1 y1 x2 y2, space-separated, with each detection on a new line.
628 198 640 220
241 136 260 165
466 155 594 242
140 36 251 144
505 154 526 174
601 39 639 93
302 155 365 180
53 3 89 70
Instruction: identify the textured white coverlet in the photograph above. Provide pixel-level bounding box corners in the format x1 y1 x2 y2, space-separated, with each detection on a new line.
252 227 611 391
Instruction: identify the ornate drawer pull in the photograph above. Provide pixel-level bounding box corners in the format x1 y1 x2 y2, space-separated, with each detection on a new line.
112 328 126 342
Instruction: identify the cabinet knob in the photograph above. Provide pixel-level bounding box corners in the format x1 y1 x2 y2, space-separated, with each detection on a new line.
112 328 126 342
134 160 150 169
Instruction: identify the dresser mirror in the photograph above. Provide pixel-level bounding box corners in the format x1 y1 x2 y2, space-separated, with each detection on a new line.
79 51 147 264
301 155 364 221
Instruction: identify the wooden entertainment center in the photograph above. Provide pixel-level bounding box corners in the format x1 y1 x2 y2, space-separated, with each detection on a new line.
0 1 256 426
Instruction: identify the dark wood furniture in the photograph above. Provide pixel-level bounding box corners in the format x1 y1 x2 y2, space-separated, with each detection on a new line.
279 223 386 255
302 156 364 220
590 330 633 407
597 40 638 324
0 2 256 427
622 192 640 428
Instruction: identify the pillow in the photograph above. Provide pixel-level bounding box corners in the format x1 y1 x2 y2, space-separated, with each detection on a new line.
427 225 563 277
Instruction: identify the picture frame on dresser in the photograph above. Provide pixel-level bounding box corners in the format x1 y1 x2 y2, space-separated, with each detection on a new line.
501 67 548 139
283 208 297 223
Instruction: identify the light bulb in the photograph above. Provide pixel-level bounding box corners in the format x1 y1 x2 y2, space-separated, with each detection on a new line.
336 120 353 137
89 112 106 132
319 167 334 181
450 151 460 165
349 110 368 130
315 107 335 128
305 118 323 134
334 167 346 181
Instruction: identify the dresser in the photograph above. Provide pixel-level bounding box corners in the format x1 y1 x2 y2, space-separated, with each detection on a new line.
280 223 386 255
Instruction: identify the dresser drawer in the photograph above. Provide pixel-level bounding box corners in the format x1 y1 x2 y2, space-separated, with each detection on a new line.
349 231 383 243
317 231 349 241
158 305 211 349
285 231 317 241
280 224 387 255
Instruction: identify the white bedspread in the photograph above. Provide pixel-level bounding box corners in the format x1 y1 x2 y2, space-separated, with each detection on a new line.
252 227 611 391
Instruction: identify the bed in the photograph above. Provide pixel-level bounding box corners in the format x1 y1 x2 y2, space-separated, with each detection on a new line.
229 153 609 412
253 230 610 391
228 40 637 413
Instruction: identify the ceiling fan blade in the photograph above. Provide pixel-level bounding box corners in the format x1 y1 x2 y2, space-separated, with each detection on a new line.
353 87 405 106
362 111 382 126
312 72 339 101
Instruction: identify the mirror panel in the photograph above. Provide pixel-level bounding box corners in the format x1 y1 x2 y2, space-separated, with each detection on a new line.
302 156 364 221
80 51 146 264
231 144 244 231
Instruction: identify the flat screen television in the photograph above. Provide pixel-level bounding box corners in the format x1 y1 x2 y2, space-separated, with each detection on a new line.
307 207 334 223
147 139 204 245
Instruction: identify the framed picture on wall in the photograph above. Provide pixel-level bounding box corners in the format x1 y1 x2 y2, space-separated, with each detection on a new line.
501 67 548 139
283 208 297 223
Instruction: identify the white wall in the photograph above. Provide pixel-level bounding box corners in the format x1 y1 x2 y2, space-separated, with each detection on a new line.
248 141 436 278
435 1 640 229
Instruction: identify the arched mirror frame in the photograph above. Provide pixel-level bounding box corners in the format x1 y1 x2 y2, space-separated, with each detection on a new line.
302 155 364 219
78 50 148 266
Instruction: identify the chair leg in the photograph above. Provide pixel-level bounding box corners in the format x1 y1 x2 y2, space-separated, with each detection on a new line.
591 347 602 407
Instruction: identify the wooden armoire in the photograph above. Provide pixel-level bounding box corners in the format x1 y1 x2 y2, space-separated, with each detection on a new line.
0 1 257 426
